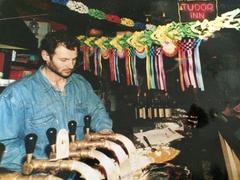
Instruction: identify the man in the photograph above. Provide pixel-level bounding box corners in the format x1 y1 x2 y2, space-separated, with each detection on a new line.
0 31 113 172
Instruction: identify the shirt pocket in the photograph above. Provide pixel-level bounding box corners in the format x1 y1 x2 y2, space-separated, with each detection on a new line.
28 113 58 145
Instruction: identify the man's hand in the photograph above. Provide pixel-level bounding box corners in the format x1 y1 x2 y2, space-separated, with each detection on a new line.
99 129 114 135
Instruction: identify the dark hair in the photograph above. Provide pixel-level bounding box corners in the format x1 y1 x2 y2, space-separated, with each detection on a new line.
40 31 79 57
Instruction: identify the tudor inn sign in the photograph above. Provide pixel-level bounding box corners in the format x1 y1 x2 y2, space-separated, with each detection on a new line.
178 0 218 22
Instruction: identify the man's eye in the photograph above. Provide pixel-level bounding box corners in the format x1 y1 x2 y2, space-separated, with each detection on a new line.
59 59 68 62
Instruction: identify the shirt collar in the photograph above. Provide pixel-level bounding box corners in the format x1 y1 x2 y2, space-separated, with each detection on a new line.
36 66 73 92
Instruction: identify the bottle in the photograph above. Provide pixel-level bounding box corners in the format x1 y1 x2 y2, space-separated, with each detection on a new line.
142 92 147 120
147 91 153 120
158 91 165 119
152 97 159 121
165 93 172 118
135 93 142 120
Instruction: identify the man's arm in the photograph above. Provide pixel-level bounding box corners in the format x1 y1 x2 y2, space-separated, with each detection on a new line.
84 83 113 132
0 90 26 172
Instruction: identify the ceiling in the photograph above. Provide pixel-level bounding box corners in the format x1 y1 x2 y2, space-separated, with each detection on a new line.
0 0 240 49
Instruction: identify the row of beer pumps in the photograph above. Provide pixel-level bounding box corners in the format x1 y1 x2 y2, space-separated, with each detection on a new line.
1 115 137 180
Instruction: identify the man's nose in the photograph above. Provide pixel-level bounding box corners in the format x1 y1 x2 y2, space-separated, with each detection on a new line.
66 60 75 69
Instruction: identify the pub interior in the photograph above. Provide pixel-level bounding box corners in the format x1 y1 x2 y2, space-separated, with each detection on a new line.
0 0 240 179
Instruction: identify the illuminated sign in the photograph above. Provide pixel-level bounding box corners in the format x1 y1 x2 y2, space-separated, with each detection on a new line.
178 1 218 22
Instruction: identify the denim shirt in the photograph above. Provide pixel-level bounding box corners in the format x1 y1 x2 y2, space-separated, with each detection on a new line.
0 68 112 172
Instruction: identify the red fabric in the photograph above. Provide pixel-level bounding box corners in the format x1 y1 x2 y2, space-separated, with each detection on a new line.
9 69 35 80
109 50 115 81
106 14 121 24
50 21 67 31
0 52 5 73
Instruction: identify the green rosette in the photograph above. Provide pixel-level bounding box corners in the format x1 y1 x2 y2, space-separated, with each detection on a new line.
118 34 132 48
103 37 114 49
138 30 160 47
88 9 106 20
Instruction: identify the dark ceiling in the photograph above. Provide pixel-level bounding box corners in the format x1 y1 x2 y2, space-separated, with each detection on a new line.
0 0 240 49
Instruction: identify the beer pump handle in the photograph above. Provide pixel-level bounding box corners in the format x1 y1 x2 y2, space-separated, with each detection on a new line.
46 128 57 145
24 133 38 154
84 115 91 129
68 120 77 135
0 142 5 160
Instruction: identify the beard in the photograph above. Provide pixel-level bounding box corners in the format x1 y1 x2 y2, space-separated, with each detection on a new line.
46 62 73 79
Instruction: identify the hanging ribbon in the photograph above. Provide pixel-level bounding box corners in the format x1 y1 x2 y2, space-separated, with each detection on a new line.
82 46 90 71
98 49 102 77
129 48 138 86
177 51 185 91
109 49 116 81
124 49 131 85
128 48 134 85
187 49 197 88
149 47 156 89
194 39 205 91
94 48 98 76
115 51 120 83
177 38 205 91
154 47 160 89
155 47 167 91
146 48 151 89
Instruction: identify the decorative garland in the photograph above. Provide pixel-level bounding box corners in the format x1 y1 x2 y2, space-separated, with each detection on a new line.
52 0 156 30
76 8 240 91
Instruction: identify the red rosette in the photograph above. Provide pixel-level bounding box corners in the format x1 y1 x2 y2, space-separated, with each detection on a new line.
106 14 121 24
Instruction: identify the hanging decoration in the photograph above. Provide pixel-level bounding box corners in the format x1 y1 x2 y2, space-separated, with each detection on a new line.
155 47 167 91
177 38 204 91
76 8 240 91
66 1 89 14
52 0 156 30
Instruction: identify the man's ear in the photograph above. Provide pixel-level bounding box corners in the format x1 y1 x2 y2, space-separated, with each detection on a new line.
41 50 50 62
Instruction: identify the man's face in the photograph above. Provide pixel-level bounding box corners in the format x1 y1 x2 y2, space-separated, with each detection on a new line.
44 45 78 78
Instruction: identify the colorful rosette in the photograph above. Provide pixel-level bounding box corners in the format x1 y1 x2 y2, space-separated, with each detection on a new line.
103 37 114 49
138 30 158 47
134 22 146 30
66 0 89 14
146 23 156 31
88 9 106 20
110 34 124 52
106 14 121 24
77 35 87 46
95 36 108 49
126 31 145 52
118 33 132 48
120 18 135 27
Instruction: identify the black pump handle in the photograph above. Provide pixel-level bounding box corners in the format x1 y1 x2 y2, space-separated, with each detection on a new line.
24 133 38 154
68 120 77 135
84 115 91 129
46 128 57 145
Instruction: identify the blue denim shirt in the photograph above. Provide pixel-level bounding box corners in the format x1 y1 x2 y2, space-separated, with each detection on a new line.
0 68 112 172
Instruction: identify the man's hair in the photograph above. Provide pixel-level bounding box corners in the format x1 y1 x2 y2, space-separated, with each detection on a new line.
40 31 79 57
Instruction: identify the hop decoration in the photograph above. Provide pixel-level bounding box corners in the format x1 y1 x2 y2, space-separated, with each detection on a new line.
53 0 155 29
88 9 106 20
106 14 121 24
134 22 146 30
120 18 135 27
66 1 89 14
